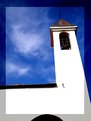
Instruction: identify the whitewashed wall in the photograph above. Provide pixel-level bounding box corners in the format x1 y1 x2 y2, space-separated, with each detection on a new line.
53 30 84 113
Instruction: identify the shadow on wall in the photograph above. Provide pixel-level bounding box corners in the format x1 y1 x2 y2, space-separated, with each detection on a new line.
31 114 63 121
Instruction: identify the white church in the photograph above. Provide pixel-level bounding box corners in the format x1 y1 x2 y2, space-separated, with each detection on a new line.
6 19 85 114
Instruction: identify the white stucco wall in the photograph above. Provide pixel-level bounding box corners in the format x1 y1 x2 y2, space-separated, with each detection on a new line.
53 30 85 113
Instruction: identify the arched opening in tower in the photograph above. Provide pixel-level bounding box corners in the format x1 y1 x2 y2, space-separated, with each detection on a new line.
59 32 71 50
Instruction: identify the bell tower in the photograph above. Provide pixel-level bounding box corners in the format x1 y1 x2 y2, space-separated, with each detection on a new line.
50 19 85 113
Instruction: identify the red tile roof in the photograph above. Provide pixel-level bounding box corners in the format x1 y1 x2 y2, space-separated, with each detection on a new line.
52 19 74 26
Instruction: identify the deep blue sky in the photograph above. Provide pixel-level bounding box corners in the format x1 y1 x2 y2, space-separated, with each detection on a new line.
6 7 84 85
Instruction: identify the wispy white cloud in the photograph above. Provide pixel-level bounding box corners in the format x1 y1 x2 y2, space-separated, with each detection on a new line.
10 24 44 56
6 7 53 59
6 7 51 27
6 7 56 84
6 61 29 76
37 65 55 78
